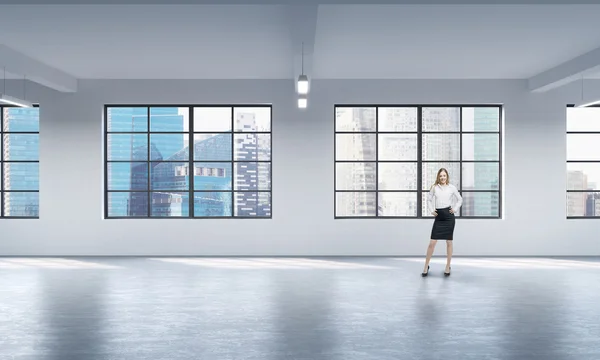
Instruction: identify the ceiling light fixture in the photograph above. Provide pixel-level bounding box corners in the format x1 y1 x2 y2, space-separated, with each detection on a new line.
297 42 309 95
0 94 33 108
298 95 307 109
0 67 32 108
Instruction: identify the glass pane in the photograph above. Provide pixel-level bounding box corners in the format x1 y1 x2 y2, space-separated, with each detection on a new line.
106 107 147 132
107 134 148 161
378 134 418 160
234 134 270 161
462 134 499 161
3 192 39 217
378 107 417 132
234 192 271 217
567 163 600 190
567 134 600 160
2 134 39 161
335 162 376 191
462 163 499 190
422 162 461 190
422 107 460 132
194 162 232 190
150 107 189 132
567 191 600 217
3 107 39 132
567 107 600 132
422 192 432 217
378 192 417 217
422 134 460 160
3 163 39 190
422 191 462 217
335 134 376 161
150 134 188 160
462 107 500 132
107 192 148 217
194 192 233 217
234 162 271 191
194 107 232 132
150 192 189 217
378 163 417 190
150 162 189 191
193 134 232 161
107 162 148 191
335 107 376 132
234 107 270 132
461 192 500 217
335 192 376 217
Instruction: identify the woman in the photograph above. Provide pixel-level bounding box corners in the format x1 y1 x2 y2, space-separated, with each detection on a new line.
422 168 462 277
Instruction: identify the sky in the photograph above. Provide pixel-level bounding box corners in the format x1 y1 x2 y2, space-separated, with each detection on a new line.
567 107 600 189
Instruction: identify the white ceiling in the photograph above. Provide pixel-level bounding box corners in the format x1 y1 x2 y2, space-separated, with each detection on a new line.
1 4 600 81
0 5 293 79
314 5 600 79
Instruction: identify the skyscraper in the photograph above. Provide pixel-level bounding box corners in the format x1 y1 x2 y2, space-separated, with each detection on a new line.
2 107 40 217
336 107 376 216
114 108 269 217
567 170 587 216
471 107 500 216
233 111 271 217
149 134 232 217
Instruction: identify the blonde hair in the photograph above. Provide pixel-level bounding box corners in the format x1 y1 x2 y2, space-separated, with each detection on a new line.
431 168 450 190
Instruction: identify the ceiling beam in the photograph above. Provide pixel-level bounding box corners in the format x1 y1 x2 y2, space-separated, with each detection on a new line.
287 5 318 93
528 46 600 93
0 44 77 93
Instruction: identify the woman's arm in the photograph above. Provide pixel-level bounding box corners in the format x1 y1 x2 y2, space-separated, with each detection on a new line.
427 186 436 215
451 185 463 212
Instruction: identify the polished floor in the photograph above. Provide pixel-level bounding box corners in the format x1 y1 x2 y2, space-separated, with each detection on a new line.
1 256 600 360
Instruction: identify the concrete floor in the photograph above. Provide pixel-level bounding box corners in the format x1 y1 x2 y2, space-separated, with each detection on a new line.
1 256 600 360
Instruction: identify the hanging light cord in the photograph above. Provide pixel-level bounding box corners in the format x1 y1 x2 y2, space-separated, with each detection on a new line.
301 42 304 75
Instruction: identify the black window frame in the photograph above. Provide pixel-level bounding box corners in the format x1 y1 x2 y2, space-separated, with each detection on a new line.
0 104 40 219
566 104 600 219
104 104 272 219
334 104 503 219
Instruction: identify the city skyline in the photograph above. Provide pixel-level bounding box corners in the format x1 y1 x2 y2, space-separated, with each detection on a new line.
3 104 596 218
334 106 501 218
105 106 272 218
1 106 40 217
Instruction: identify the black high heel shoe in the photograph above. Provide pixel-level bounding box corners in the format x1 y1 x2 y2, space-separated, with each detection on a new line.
444 267 451 277
421 265 429 277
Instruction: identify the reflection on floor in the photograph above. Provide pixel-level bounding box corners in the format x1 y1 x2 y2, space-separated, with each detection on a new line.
396 257 600 269
1 257 599 360
0 257 120 269
149 257 392 269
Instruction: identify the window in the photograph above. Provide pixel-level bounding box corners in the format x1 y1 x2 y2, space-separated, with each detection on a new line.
566 105 600 218
0 106 40 218
105 105 271 218
334 105 502 218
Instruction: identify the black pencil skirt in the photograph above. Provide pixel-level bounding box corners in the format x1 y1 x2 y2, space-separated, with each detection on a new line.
430 207 455 240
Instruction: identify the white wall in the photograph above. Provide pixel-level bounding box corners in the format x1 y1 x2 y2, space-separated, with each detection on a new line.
2 78 600 256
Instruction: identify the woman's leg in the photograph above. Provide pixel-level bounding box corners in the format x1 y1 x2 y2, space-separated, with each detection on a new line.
445 240 453 273
423 240 437 272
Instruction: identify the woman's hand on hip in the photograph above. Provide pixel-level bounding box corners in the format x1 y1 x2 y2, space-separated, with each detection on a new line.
432 211 438 216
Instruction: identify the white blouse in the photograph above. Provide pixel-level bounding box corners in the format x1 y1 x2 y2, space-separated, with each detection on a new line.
427 184 463 214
